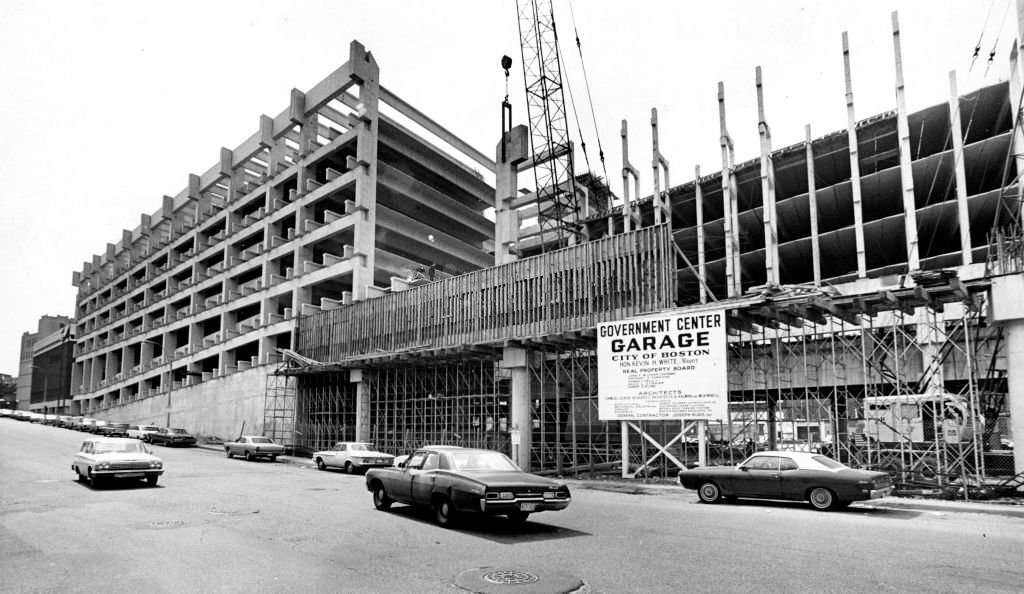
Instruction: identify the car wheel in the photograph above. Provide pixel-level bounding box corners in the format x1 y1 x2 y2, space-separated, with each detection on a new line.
316 458 327 471
89 471 103 489
697 481 722 504
146 475 158 487
507 511 530 524
75 468 86 483
344 461 353 474
226 448 233 458
269 455 277 462
434 497 457 527
372 484 392 511
244 451 254 462
808 487 836 511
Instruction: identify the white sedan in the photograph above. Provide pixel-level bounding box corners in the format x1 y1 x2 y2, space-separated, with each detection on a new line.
313 442 394 474
72 437 164 488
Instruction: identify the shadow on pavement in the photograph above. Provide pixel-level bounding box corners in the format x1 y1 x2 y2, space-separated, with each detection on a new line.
383 504 591 544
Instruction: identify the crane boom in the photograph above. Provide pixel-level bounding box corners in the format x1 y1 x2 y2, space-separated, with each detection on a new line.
516 0 583 250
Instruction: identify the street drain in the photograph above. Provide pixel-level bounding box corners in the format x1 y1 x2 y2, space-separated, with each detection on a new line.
483 570 540 585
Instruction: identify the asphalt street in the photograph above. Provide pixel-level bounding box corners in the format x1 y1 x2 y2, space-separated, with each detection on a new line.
2 419 1023 593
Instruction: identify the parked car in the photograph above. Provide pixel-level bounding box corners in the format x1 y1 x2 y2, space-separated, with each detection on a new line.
365 446 571 527
313 442 394 473
71 437 164 488
90 420 109 434
677 450 893 511
79 418 99 432
126 424 163 442
100 422 131 437
149 427 197 447
224 436 285 461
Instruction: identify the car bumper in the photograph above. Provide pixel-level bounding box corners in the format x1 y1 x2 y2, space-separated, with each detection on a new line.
92 469 164 478
479 498 571 514
865 486 893 499
351 461 393 470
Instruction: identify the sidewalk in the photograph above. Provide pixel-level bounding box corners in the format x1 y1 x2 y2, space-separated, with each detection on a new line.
196 443 1024 518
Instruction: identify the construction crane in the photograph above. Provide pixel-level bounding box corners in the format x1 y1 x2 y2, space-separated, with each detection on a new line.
515 0 584 251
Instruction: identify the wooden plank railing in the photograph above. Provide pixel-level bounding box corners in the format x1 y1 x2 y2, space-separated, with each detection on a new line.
298 224 675 362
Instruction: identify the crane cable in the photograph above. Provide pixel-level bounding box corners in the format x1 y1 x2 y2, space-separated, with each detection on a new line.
567 0 610 185
970 0 997 72
556 35 593 175
984 0 1011 77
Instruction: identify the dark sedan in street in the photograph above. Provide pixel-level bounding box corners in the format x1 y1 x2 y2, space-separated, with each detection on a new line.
677 451 893 510
365 446 571 527
148 427 198 447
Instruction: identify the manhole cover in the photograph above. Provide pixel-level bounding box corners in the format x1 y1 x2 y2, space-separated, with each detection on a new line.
454 567 583 593
483 570 540 585
148 520 186 529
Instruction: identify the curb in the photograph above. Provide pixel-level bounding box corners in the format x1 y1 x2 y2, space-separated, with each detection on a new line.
195 444 1024 518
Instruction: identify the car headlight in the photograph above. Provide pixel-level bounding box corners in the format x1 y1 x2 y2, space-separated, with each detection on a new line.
543 491 555 499
499 491 514 500
150 461 162 469
96 462 109 470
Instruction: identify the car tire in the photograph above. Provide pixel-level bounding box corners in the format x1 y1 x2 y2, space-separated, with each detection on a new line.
146 475 158 487
89 471 103 489
808 487 836 511
372 484 392 511
507 511 530 524
226 449 233 458
434 497 457 527
697 481 722 504
245 451 254 462
269 455 277 462
344 461 353 474
316 458 327 471
75 468 86 483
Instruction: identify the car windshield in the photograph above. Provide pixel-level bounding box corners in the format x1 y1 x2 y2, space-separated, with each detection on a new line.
250 437 272 443
94 441 147 454
450 451 518 471
168 428 189 435
141 426 160 431
349 443 370 451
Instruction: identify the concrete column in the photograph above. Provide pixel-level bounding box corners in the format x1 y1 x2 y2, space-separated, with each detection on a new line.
892 12 920 271
501 347 533 471
948 72 972 264
620 120 640 233
719 82 741 296
842 32 868 278
990 274 1024 473
352 369 370 441
1009 44 1024 225
494 125 528 265
805 125 822 286
350 42 381 301
756 67 779 285
695 165 707 304
650 108 670 226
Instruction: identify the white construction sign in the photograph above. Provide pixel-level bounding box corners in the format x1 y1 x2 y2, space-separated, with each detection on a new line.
597 309 728 421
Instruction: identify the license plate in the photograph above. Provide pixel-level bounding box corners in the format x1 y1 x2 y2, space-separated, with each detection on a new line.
520 502 537 511
114 472 144 478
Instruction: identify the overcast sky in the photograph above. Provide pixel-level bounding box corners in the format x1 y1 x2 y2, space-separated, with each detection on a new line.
0 0 1012 376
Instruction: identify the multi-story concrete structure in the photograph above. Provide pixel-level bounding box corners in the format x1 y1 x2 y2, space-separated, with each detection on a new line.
70 41 495 437
18 315 73 413
71 17 1024 484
